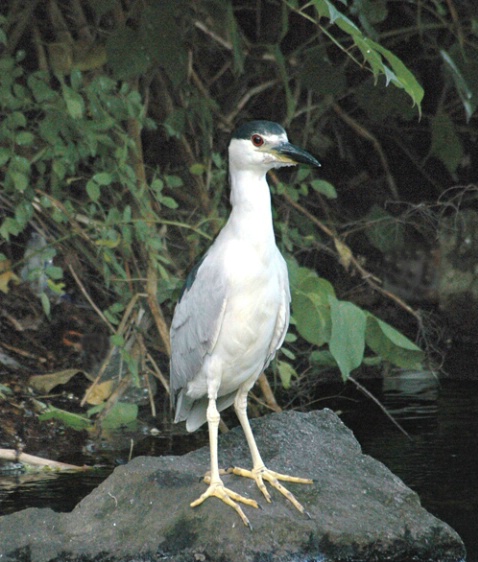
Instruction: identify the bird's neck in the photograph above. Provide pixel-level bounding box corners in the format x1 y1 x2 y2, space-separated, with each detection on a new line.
227 167 276 245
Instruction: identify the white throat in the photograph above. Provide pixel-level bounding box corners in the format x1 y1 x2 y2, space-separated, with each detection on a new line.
226 166 275 247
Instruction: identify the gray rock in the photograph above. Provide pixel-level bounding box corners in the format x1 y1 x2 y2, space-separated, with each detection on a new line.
0 409 466 562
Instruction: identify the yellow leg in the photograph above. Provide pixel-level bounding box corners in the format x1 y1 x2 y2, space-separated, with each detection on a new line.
233 388 312 515
190 397 258 527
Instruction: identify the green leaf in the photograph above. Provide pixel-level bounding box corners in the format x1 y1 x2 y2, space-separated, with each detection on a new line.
160 196 178 209
16 131 35 146
441 47 478 121
309 349 338 368
225 1 245 73
93 171 113 185
86 179 100 202
14 200 33 228
277 360 297 389
8 111 27 128
290 266 335 346
110 333 125 347
92 401 138 428
46 279 65 295
45 265 64 280
0 148 10 166
311 0 424 112
280 346 296 360
190 163 206 176
39 405 92 431
430 111 463 174
165 175 183 188
62 84 85 119
70 69 83 91
366 315 424 369
52 160 66 180
364 204 405 253
0 217 23 239
328 297 366 381
270 43 295 120
310 179 337 199
163 109 186 138
372 41 425 110
9 170 28 192
40 292 51 317
27 72 56 102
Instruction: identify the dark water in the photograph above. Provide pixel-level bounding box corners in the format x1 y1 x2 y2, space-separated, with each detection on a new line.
342 373 478 562
0 372 476 561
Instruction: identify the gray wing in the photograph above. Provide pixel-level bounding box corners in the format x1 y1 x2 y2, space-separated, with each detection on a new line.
265 251 290 366
170 251 227 413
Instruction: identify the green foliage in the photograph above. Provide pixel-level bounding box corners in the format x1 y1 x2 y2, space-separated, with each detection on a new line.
441 46 478 122
87 402 139 429
39 401 139 430
290 262 424 381
364 205 405 254
430 111 463 174
290 263 333 346
0 58 181 317
5 0 472 426
329 297 367 380
39 405 92 431
306 0 424 112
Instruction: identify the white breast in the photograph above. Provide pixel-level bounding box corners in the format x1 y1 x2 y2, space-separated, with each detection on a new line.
187 239 289 400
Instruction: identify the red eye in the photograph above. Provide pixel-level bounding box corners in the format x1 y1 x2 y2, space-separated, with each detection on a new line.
251 134 264 147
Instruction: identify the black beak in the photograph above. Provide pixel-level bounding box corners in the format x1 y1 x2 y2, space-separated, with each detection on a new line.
272 142 321 167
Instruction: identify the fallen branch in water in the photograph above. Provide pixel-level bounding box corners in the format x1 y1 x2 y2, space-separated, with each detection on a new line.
0 449 90 471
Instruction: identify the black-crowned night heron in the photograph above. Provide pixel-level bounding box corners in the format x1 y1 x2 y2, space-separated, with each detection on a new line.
170 120 321 527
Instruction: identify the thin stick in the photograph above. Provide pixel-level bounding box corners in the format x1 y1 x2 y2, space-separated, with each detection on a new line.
257 373 282 413
80 294 145 407
146 261 171 357
0 449 89 471
281 191 422 323
332 103 398 199
348 376 411 440
146 352 170 395
68 264 114 332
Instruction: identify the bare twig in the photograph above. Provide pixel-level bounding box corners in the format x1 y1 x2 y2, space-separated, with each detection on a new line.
92 372 133 433
32 23 49 71
0 449 90 471
146 352 170 395
332 103 399 200
348 376 412 439
194 20 233 50
80 293 146 407
224 80 278 124
280 190 422 323
5 0 42 55
146 261 171 357
68 264 114 332
257 373 282 413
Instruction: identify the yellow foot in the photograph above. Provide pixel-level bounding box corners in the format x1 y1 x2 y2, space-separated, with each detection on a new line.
190 480 259 528
229 466 312 515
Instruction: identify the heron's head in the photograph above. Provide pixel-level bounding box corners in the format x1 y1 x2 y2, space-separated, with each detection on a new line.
228 120 321 173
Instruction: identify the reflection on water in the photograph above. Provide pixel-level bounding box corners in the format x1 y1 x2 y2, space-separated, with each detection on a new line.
0 469 110 514
0 370 476 561
343 372 478 562
0 428 207 516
